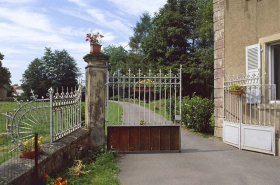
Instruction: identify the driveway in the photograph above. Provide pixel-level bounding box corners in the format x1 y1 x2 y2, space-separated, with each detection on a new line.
117 103 280 185
117 102 172 125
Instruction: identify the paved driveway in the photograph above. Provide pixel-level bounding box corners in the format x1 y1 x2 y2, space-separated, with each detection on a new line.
117 102 172 125
118 128 280 185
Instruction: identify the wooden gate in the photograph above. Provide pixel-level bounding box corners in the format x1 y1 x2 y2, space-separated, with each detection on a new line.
107 126 180 152
106 67 182 152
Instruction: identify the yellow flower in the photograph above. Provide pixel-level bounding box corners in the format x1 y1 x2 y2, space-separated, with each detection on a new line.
18 140 21 143
24 141 28 145
32 137 35 140
40 136 43 140
38 141 41 144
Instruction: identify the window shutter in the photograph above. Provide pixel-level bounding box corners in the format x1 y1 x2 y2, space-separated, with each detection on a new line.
245 44 261 104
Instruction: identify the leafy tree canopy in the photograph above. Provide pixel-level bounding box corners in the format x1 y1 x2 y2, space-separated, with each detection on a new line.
0 52 12 87
21 47 81 98
129 12 152 54
102 45 128 75
128 0 213 97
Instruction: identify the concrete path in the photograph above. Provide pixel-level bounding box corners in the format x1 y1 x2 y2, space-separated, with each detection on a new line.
117 103 280 185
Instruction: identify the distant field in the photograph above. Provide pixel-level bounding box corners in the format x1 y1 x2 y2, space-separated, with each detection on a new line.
0 102 18 113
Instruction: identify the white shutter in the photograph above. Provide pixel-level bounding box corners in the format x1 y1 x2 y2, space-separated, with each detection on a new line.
245 44 261 104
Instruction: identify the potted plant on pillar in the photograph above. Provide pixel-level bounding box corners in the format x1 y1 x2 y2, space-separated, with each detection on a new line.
85 31 104 54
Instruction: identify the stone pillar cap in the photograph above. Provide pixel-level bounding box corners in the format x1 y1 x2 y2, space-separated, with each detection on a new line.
83 53 109 63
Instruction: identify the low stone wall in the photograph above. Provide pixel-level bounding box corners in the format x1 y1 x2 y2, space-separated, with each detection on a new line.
2 128 89 185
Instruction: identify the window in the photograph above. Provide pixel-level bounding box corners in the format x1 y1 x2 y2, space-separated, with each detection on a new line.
246 44 261 104
270 43 280 100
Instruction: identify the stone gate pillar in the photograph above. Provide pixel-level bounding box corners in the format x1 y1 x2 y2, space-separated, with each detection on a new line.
214 0 225 138
83 53 108 148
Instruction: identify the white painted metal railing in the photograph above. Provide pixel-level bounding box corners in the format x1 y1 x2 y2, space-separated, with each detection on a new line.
1 82 83 144
49 83 83 142
106 67 182 126
224 84 276 126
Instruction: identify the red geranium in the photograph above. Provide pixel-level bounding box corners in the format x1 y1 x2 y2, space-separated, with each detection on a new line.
85 30 104 45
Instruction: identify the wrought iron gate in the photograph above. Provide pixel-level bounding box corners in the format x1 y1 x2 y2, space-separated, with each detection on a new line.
106 67 182 152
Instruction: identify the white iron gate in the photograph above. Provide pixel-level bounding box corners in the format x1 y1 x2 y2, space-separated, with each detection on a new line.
106 67 182 126
106 67 182 152
223 76 276 155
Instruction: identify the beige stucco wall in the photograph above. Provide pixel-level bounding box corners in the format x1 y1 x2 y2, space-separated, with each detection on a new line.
224 0 280 78
221 0 280 155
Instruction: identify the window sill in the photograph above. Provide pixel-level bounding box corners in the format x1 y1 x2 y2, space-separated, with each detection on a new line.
257 101 280 110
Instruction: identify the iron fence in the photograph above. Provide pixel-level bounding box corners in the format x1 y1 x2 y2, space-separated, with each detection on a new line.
0 113 34 184
49 85 82 142
0 81 83 183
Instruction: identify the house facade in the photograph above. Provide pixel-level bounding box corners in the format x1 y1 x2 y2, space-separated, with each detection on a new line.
0 86 7 98
12 86 23 96
214 0 280 155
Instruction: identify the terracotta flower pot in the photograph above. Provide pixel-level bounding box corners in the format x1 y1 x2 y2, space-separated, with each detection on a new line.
90 44 102 54
20 147 43 159
20 150 35 159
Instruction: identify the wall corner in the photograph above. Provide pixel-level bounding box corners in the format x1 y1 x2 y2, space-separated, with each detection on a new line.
213 0 225 138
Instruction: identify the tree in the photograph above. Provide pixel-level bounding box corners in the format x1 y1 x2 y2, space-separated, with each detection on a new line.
21 48 81 98
142 0 197 73
129 0 213 97
129 12 152 54
187 0 214 97
0 53 12 87
102 45 128 75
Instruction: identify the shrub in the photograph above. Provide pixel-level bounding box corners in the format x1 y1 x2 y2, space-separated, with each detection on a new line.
81 103 85 123
109 95 121 101
181 95 214 132
166 96 180 121
0 97 14 102
0 95 28 102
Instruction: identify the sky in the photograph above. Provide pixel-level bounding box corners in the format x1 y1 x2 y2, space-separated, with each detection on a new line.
0 0 166 85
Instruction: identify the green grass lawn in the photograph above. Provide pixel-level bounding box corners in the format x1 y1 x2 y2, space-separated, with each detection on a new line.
0 101 18 113
106 101 123 127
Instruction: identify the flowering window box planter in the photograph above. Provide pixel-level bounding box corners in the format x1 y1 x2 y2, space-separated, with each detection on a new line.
135 87 154 92
229 88 244 95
